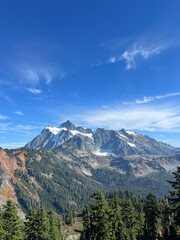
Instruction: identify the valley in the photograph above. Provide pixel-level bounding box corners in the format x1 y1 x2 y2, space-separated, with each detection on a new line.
0 121 179 214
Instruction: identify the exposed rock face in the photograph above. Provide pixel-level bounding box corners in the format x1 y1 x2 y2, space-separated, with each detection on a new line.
0 149 19 205
0 146 179 214
25 120 178 156
110 153 180 177
66 235 80 240
1 121 180 214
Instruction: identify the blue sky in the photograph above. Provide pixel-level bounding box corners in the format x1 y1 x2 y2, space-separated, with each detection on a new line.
1 0 180 148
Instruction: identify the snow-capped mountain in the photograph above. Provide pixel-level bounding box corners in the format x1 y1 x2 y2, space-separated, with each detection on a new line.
25 120 178 155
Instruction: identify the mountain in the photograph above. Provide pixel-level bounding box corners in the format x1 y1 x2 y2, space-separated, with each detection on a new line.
0 120 180 214
0 147 104 213
0 146 179 215
25 120 178 155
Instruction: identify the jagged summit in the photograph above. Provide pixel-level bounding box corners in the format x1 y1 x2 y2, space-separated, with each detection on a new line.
25 120 179 156
59 120 76 130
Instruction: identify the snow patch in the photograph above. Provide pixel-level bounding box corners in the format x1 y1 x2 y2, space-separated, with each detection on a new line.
117 169 126 174
118 132 128 139
129 162 136 168
127 142 136 147
126 130 137 135
81 168 92 176
48 126 94 143
51 128 68 142
46 126 64 135
70 130 93 140
93 148 112 156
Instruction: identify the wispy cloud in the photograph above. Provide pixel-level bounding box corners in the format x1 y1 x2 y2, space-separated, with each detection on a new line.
20 67 55 85
0 142 27 149
15 111 24 116
121 45 162 70
0 114 8 120
108 43 166 70
68 104 180 132
1 42 67 88
108 57 116 63
136 92 180 104
102 32 175 70
28 88 42 94
0 122 43 133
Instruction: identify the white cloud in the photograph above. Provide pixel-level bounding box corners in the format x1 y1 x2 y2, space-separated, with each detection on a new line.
0 114 8 120
11 62 66 88
136 96 153 104
0 122 43 133
22 67 54 85
108 57 117 63
136 92 180 104
121 45 163 70
106 33 173 70
156 92 180 99
28 88 42 94
70 104 180 132
0 142 26 149
0 123 11 129
15 111 24 116
8 43 66 87
108 44 163 70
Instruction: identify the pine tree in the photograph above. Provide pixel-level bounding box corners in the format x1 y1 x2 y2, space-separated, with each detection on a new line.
3 199 23 240
161 196 172 240
81 207 91 240
62 214 66 226
0 207 5 240
90 191 111 240
81 191 111 240
110 199 128 240
122 200 138 240
48 210 62 240
25 208 38 240
36 208 50 240
144 193 160 240
66 211 74 226
168 166 180 227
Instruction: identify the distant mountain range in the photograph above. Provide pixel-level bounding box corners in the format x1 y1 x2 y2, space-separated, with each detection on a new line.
25 120 179 155
0 120 180 214
24 120 180 178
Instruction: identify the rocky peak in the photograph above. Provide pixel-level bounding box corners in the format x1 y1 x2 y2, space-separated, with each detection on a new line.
119 128 134 139
59 120 76 130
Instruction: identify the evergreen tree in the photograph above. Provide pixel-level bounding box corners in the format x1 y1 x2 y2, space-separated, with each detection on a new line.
81 191 111 240
0 207 5 240
168 166 180 227
36 208 50 240
3 199 23 240
144 193 160 240
90 191 111 240
122 200 138 240
72 208 76 219
161 196 172 240
62 214 66 226
48 210 62 240
66 211 74 226
110 199 128 240
81 207 91 240
25 208 38 240
136 203 145 240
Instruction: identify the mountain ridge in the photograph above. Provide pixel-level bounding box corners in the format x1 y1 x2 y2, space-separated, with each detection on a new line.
0 120 180 214
0 146 179 214
25 120 179 156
